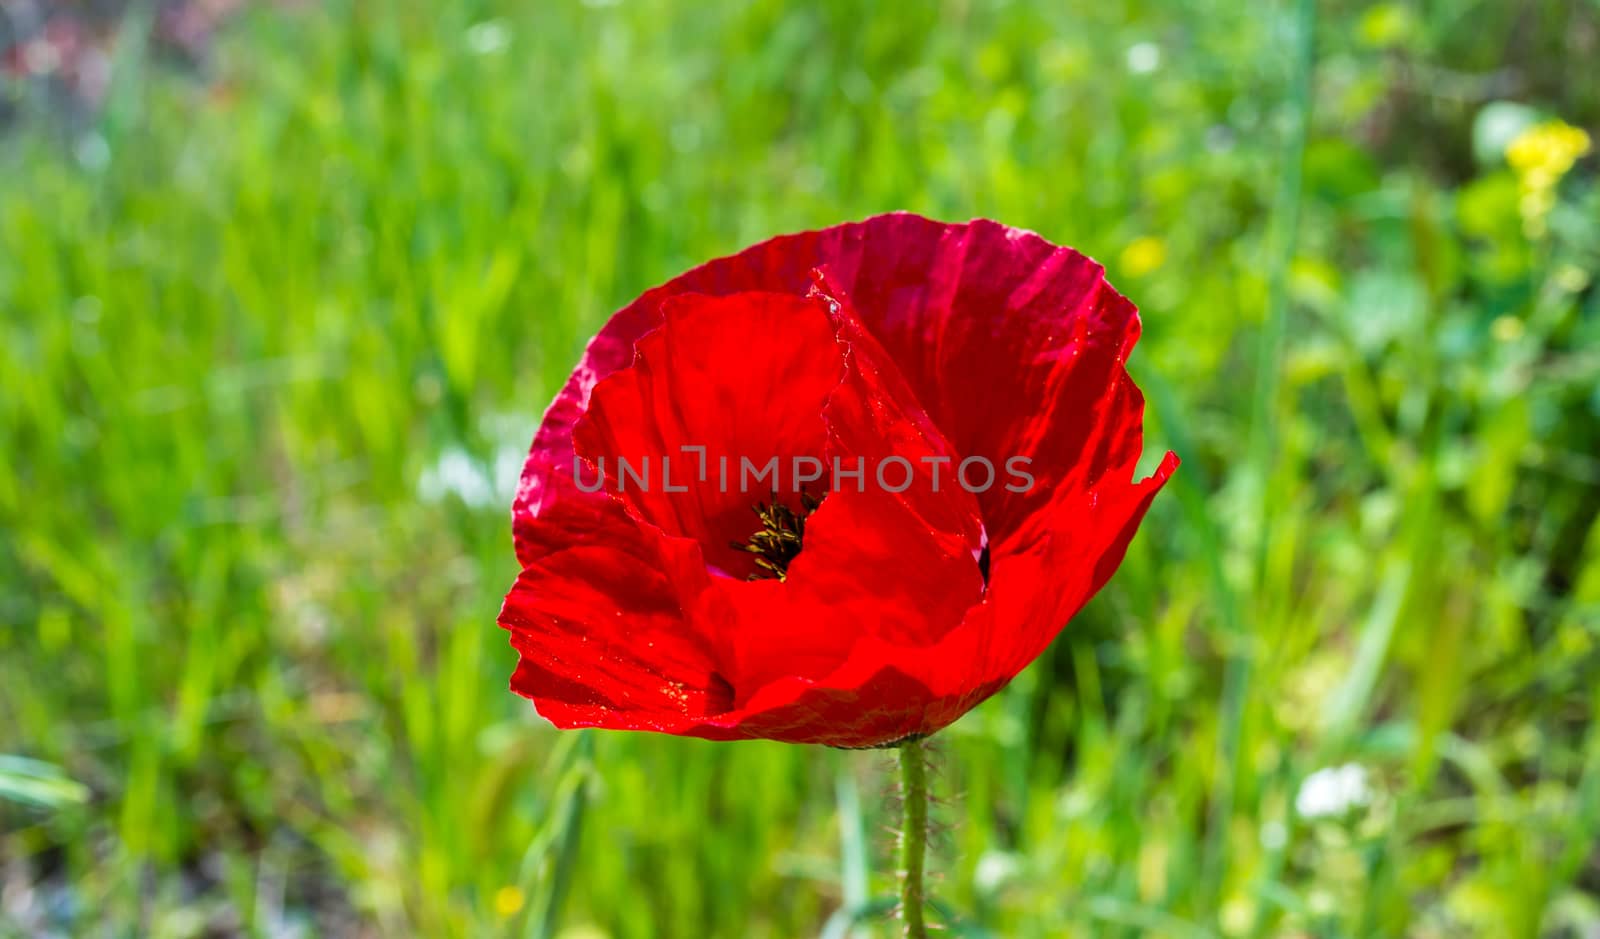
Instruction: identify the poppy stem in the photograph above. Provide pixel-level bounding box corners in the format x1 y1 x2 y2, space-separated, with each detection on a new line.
898 737 929 938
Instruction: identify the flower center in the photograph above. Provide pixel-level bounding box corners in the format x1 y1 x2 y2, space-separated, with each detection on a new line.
733 492 820 581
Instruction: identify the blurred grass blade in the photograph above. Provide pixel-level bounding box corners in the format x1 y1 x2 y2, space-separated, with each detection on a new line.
834 754 869 934
1219 0 1317 914
1321 561 1411 741
820 895 898 937
0 755 90 810
523 731 593 939
1551 684 1600 892
929 897 996 937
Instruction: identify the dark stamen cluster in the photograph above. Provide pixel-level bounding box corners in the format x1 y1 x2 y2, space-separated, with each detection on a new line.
734 492 820 581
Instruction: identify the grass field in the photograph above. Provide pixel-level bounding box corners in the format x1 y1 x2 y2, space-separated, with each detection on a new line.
3 1 1599 936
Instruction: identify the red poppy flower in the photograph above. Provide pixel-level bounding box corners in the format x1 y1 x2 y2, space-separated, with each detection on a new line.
499 213 1177 748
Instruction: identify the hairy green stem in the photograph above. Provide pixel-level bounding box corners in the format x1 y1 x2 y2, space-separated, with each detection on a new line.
898 738 929 938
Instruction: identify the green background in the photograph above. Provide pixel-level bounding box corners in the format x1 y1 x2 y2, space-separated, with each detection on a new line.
3 0 1599 936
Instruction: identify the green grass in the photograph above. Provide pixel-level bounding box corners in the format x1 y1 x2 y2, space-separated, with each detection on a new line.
3 0 1599 935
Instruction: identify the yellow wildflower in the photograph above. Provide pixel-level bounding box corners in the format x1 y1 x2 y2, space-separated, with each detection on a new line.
1119 236 1167 277
494 885 526 918
1505 119 1591 237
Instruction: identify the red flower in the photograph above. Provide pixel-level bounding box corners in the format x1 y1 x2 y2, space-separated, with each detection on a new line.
499 213 1178 748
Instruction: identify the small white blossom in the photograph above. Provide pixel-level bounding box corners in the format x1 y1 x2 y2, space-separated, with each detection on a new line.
1295 764 1371 819
419 441 523 508
1126 42 1161 75
465 21 511 56
974 851 1021 893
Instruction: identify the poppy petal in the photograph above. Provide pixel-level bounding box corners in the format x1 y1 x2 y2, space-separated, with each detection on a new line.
700 451 1179 746
499 497 731 726
571 290 840 578
519 214 1153 549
